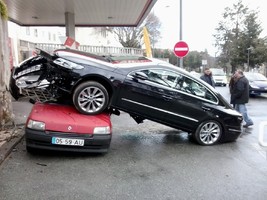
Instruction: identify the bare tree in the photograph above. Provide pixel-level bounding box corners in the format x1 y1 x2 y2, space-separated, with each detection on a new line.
105 12 161 48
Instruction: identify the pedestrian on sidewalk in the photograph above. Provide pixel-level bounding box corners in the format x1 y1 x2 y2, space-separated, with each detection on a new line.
229 73 238 107
200 67 215 87
230 69 253 128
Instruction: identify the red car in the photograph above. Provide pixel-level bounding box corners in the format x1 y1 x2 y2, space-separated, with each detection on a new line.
25 103 112 153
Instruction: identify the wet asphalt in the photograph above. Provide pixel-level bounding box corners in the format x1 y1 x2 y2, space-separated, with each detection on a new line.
0 87 267 200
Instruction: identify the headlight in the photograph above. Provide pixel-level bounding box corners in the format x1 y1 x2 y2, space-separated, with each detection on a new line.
250 84 260 89
93 126 111 134
27 119 46 130
15 64 42 78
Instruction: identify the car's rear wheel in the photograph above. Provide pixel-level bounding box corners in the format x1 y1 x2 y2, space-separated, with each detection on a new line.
194 120 222 145
73 81 109 115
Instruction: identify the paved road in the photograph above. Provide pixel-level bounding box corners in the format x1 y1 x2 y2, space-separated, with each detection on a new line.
0 87 267 200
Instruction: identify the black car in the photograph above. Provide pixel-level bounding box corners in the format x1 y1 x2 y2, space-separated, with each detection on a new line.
10 48 243 146
244 72 267 96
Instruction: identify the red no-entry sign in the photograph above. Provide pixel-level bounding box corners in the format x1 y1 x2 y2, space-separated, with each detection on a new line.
173 41 189 58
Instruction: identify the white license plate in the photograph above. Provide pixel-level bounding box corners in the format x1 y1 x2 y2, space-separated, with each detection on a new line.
52 137 84 146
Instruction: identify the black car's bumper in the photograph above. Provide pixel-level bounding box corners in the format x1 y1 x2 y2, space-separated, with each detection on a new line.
249 89 267 95
25 128 111 153
222 126 242 142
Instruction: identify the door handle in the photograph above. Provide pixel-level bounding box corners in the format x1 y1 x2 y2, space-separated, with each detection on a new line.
163 95 172 101
202 106 211 111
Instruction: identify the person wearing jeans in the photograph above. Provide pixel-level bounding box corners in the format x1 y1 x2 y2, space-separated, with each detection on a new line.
234 104 253 127
230 69 253 128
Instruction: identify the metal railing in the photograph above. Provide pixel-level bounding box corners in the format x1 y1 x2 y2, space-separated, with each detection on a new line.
34 43 144 56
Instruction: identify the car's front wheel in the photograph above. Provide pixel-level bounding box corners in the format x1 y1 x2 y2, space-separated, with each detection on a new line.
194 120 222 145
73 81 109 115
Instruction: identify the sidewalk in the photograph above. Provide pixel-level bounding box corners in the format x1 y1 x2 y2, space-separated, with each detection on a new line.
0 99 33 165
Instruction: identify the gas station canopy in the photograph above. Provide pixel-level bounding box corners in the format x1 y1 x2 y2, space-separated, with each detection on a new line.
5 0 157 27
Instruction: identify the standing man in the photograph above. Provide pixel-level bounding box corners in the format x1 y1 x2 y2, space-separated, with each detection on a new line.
200 67 215 87
230 69 253 128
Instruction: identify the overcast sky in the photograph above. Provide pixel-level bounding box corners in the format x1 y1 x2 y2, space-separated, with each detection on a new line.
153 0 267 55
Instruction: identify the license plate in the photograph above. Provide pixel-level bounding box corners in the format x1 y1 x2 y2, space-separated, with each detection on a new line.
52 137 84 146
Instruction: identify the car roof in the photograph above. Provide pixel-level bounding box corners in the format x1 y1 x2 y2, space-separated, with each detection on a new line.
54 48 151 64
54 49 110 62
53 48 180 71
115 58 179 70
244 72 267 80
51 48 208 82
53 49 155 70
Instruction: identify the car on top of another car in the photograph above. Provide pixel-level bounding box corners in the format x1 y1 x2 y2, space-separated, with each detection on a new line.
10 48 243 146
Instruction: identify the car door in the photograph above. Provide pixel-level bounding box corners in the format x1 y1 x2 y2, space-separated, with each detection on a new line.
163 73 218 130
117 68 175 122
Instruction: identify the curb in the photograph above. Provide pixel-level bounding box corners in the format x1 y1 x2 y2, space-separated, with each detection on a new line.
0 127 25 166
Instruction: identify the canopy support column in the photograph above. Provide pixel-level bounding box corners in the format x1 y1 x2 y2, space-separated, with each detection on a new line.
65 12 75 39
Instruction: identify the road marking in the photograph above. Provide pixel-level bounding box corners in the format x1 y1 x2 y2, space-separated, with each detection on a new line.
259 121 267 147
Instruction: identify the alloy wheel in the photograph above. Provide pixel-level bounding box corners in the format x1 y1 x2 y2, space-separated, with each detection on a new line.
78 86 105 113
73 81 109 115
195 121 222 145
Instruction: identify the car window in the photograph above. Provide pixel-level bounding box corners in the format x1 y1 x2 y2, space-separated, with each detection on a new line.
179 77 217 102
135 69 178 87
130 69 217 103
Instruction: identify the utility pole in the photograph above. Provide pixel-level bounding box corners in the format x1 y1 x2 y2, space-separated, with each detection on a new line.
179 0 183 68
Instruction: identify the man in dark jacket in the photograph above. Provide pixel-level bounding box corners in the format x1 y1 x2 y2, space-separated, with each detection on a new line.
200 67 215 87
230 69 253 128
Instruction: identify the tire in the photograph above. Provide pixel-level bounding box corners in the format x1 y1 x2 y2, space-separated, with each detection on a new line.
73 81 109 115
194 120 222 146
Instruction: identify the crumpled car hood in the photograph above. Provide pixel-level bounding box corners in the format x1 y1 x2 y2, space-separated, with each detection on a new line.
28 103 111 134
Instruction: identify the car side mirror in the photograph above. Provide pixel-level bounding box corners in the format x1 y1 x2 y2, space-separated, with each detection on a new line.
133 72 148 80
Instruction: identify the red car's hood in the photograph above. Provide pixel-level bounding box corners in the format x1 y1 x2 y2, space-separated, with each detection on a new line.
27 103 111 134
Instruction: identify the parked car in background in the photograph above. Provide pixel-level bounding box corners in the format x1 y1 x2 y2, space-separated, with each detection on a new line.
210 68 228 86
244 72 267 96
25 102 112 153
10 48 243 146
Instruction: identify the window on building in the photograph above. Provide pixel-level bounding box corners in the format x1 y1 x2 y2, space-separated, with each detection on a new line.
26 27 30 35
100 28 107 38
34 29 38 37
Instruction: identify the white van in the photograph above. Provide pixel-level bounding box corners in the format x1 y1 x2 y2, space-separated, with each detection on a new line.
210 68 228 86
